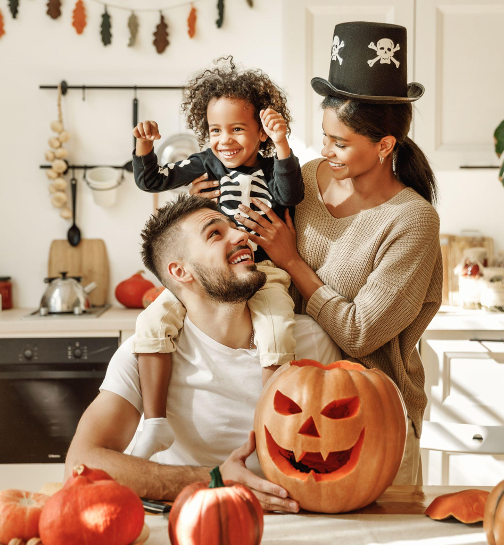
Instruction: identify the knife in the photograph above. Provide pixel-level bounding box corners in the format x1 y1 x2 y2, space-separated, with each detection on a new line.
141 497 171 517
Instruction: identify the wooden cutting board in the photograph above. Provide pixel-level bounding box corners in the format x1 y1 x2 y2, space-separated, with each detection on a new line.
440 233 494 305
48 239 109 307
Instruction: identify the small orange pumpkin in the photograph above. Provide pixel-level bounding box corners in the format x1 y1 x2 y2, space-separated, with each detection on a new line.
168 466 263 545
39 464 144 545
64 463 114 487
115 270 154 308
425 489 489 523
0 489 49 543
142 286 165 308
254 359 407 513
484 480 504 545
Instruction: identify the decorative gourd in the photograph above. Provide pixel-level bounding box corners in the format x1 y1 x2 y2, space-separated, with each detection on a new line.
425 489 489 523
484 480 504 545
254 359 407 513
168 466 263 545
0 489 49 543
39 464 144 545
115 270 154 308
142 286 165 308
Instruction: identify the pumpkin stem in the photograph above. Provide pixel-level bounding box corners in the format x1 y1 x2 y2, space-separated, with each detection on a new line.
209 466 225 488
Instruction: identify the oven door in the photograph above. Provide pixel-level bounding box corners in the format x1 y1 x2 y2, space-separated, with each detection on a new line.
0 362 107 463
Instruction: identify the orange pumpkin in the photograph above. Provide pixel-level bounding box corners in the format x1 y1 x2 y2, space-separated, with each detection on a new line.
168 466 263 545
64 463 114 488
0 489 49 543
254 359 407 513
39 465 144 545
425 489 489 523
484 480 504 545
115 270 154 308
142 286 165 308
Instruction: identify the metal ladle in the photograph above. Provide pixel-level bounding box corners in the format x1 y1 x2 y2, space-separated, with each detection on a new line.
67 168 81 247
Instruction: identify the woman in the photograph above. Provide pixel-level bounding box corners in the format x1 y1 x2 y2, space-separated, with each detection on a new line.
191 21 443 486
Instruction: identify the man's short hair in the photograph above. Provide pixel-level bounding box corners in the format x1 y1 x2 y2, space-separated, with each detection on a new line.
140 195 220 291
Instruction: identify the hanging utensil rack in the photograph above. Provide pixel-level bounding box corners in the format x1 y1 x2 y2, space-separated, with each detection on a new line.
39 80 184 170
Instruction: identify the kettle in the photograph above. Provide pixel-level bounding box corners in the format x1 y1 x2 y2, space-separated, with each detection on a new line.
39 272 97 315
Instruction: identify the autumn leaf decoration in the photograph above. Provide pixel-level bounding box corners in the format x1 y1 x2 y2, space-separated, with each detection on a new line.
245 0 253 6
72 0 86 35
101 6 112 46
187 4 197 38
128 11 139 47
0 10 5 38
47 0 62 19
153 13 169 53
216 0 224 28
8 0 19 19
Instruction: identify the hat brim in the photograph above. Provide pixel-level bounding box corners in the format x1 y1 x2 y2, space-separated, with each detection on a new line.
311 77 424 103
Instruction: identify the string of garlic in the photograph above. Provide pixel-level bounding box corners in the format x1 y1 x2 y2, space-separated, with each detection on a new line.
45 83 72 220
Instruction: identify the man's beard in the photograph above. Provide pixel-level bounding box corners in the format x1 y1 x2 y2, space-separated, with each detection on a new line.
191 262 267 303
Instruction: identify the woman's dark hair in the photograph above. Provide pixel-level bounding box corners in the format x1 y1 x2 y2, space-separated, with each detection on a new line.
321 96 437 205
181 56 292 157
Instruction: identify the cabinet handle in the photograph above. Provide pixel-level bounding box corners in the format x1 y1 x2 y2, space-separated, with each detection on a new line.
472 434 484 443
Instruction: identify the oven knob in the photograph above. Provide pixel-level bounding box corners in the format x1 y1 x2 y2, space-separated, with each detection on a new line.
23 349 33 360
73 348 83 359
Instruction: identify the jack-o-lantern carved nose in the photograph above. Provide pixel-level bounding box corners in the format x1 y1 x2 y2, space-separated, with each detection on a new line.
298 416 320 437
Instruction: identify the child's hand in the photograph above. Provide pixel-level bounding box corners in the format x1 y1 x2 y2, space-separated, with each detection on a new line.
260 109 288 145
133 120 162 141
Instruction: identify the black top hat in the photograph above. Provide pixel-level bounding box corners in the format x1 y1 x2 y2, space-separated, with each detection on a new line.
311 21 424 103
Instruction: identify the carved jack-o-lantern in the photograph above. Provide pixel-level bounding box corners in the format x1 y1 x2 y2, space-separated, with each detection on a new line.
254 360 407 513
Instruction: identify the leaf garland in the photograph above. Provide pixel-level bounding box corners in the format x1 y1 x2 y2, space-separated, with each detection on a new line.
187 5 196 38
245 0 253 5
47 0 62 19
8 0 19 19
72 0 87 35
128 11 139 47
101 6 112 46
216 0 224 28
0 10 4 38
153 13 169 53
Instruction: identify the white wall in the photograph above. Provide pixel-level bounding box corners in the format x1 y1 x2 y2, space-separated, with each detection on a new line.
1 0 503 309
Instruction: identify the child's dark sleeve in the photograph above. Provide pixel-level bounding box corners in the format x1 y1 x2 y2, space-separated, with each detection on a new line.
133 149 206 193
267 152 305 206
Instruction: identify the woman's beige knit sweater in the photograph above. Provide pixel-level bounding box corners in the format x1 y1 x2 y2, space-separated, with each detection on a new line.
292 159 443 438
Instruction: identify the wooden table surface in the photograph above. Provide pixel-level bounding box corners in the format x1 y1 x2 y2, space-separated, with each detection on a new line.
40 483 492 516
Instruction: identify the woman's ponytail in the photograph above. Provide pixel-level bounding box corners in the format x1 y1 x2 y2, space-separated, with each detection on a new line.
395 137 437 205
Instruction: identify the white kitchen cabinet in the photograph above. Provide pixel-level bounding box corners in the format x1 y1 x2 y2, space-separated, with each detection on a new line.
420 326 504 485
282 0 414 153
415 0 504 169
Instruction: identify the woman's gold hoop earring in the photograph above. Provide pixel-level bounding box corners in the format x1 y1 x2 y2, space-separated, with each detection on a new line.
379 156 384 165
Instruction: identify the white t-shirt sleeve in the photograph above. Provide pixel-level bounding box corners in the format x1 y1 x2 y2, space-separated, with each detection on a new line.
100 336 144 415
293 314 342 363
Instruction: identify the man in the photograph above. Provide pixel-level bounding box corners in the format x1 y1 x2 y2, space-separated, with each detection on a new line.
65 195 341 512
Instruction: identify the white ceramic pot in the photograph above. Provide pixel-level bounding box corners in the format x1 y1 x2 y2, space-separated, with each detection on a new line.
86 167 120 207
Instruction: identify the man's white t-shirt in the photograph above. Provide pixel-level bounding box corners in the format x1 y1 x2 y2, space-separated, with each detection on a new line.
100 314 341 476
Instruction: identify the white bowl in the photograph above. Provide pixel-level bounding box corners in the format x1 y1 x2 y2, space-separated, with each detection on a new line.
86 167 119 207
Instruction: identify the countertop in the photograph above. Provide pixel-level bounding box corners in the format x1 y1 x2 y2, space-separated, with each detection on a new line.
1 305 503 336
40 483 492 545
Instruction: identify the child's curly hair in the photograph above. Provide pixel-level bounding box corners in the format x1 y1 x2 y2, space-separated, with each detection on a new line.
181 56 292 157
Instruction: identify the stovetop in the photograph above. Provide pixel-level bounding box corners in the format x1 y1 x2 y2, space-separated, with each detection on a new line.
21 305 111 320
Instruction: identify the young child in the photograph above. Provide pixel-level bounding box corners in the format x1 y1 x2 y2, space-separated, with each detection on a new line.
130 57 304 459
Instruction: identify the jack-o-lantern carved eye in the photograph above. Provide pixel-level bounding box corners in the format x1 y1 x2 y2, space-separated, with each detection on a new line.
320 396 359 420
274 390 302 415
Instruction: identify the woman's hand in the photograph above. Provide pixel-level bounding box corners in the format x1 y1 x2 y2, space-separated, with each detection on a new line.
234 198 299 271
220 431 299 513
188 173 220 202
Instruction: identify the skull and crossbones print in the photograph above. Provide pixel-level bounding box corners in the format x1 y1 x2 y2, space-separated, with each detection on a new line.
331 35 345 65
367 38 400 67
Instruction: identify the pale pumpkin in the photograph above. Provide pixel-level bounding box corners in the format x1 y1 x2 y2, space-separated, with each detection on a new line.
425 489 489 523
254 359 407 513
0 489 49 543
168 466 263 545
484 480 504 545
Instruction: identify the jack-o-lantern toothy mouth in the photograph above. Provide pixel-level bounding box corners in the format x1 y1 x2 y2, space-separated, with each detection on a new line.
264 426 365 482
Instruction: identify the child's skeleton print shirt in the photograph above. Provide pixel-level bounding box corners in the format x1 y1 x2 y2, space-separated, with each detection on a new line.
133 148 304 262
